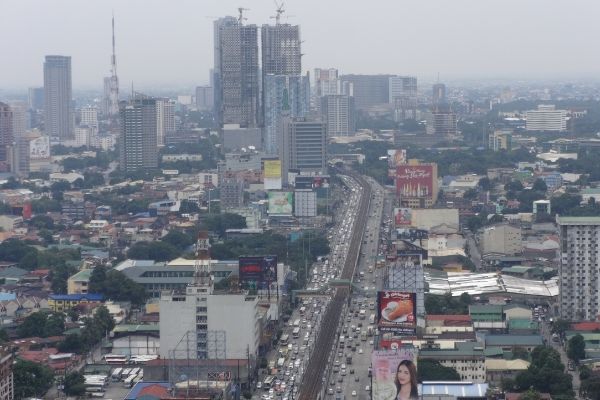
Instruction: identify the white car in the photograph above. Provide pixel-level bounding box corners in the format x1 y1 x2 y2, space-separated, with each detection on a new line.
352 390 357 397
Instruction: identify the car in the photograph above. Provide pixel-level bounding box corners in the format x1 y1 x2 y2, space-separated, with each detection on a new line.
337 376 343 383
336 386 342 393
358 348 363 354
352 390 357 397
330 380 336 386
257 382 263 389
369 340 374 345
355 376 360 382
365 385 370 391
327 388 334 395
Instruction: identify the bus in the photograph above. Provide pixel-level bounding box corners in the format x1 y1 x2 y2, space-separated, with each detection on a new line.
292 327 300 338
281 334 289 346
123 374 137 388
111 367 123 381
293 319 301 327
121 368 132 377
104 354 128 364
130 367 141 377
263 376 275 390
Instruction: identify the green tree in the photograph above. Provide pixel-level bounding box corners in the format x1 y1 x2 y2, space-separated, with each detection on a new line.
478 177 493 191
17 312 47 338
532 178 548 192
519 389 542 400
89 267 146 306
463 188 478 200
0 239 39 270
552 319 572 335
567 334 586 362
127 241 179 261
64 371 86 396
93 305 116 334
50 264 77 294
57 334 85 354
417 359 461 381
13 359 54 399
505 180 524 192
162 230 195 252
515 346 573 397
0 328 8 343
581 372 600 400
29 215 54 230
31 197 62 213
202 213 247 237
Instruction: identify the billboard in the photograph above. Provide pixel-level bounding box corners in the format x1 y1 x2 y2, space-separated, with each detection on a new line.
295 176 314 190
268 192 293 215
264 159 282 190
394 208 412 226
238 255 278 289
387 149 407 168
371 348 418 400
29 136 50 160
377 291 417 334
396 165 434 198
312 176 330 189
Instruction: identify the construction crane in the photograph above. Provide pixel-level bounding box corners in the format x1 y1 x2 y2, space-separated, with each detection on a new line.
237 7 249 24
271 1 285 25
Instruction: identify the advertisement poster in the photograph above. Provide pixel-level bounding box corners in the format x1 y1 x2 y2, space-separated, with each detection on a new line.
295 176 314 190
396 165 434 198
312 176 330 188
264 159 282 190
29 136 50 160
268 192 293 215
238 256 278 289
377 291 417 334
371 348 418 400
394 208 412 226
387 149 407 168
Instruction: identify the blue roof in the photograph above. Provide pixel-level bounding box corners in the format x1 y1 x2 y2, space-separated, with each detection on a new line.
0 292 16 301
49 293 104 301
125 382 171 400
421 382 489 397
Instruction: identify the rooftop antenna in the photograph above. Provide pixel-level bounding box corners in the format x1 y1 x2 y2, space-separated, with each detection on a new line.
271 1 285 25
237 7 249 24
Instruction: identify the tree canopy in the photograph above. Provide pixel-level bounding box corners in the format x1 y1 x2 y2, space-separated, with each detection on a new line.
17 311 65 338
88 267 146 306
567 334 586 363
514 346 573 398
13 359 54 399
417 359 461 382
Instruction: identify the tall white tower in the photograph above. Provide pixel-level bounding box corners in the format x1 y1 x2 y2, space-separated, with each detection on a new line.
108 15 119 118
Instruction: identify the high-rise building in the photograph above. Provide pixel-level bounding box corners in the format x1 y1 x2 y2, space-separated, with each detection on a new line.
263 75 309 154
425 106 457 137
27 87 44 111
279 118 327 183
43 55 73 140
389 76 418 121
119 95 158 172
557 216 600 320
80 107 98 129
0 347 13 400
214 17 259 128
488 130 512 151
526 105 567 132
320 95 355 137
155 99 175 147
261 24 301 76
339 74 392 109
432 83 446 105
195 86 214 111
0 103 12 163
314 68 340 98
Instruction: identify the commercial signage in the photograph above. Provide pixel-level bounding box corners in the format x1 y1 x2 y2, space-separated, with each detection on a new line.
394 208 412 226
396 165 434 198
295 176 330 190
264 159 282 190
377 291 417 334
268 192 293 215
387 149 407 168
371 348 418 400
238 256 278 289
29 136 50 160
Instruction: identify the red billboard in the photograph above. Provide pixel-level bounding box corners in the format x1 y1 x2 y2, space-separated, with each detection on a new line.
377 291 417 334
239 256 278 290
396 165 434 198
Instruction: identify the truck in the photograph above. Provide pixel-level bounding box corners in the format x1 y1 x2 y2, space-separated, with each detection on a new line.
277 357 285 368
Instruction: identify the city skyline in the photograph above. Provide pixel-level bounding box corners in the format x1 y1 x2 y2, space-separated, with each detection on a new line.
2 0 600 89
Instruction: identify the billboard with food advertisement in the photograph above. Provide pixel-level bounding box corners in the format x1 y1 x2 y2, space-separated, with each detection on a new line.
264 159 282 190
268 192 293 215
377 291 417 334
371 348 418 400
238 255 278 289
395 165 434 198
394 208 412 226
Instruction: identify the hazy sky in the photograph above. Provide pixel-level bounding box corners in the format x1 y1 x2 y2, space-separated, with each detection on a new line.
2 0 600 90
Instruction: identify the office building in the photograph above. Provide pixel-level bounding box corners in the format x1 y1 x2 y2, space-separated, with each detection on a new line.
214 17 259 127
0 103 12 163
557 216 600 320
340 74 392 109
119 95 158 172
156 98 175 147
526 105 567 132
222 124 262 151
320 95 355 137
79 107 98 130
28 87 44 111
219 176 245 210
389 76 417 121
432 83 446 105
280 118 327 183
263 74 309 154
195 86 214 111
43 55 73 140
294 190 317 217
425 107 457 137
489 130 512 151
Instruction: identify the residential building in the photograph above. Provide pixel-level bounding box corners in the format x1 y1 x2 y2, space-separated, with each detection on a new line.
0 347 13 400
485 359 529 385
533 200 551 214
219 176 245 210
526 105 567 132
0 215 23 232
339 74 392 109
263 74 309 154
79 107 98 129
418 341 486 382
195 86 214 111
28 87 44 111
279 118 327 184
155 98 175 147
489 130 512 151
320 95 355 137
0 103 12 164
389 76 417 121
47 293 104 312
43 55 73 140
557 216 600 320
119 95 158 172
481 224 522 256
214 17 259 127
67 269 92 294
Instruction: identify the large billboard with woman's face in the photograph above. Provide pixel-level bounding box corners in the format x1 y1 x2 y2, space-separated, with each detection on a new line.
371 348 418 400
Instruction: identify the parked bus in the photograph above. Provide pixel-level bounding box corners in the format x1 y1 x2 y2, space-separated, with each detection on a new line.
281 334 289 346
123 374 137 388
292 327 300 338
121 368 132 377
111 367 123 381
130 367 141 377
104 354 128 364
